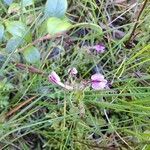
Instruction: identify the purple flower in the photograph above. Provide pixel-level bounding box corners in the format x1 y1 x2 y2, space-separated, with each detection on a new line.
92 44 105 53
68 67 78 75
91 73 107 90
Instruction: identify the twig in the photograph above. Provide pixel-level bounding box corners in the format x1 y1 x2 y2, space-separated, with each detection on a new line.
16 33 62 52
16 63 46 75
126 0 148 45
5 96 37 118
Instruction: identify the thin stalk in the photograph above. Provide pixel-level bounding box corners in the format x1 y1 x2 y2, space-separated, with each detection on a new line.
126 0 148 45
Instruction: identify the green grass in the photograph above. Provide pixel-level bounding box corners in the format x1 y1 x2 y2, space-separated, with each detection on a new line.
0 0 150 149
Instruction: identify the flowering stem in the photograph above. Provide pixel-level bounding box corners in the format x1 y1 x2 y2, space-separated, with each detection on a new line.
60 83 74 91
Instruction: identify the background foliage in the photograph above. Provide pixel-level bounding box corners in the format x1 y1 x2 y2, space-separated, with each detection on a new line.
0 0 150 149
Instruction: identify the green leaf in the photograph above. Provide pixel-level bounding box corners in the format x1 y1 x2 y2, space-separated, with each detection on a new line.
24 32 32 43
0 24 4 41
3 0 13 5
38 20 47 36
6 37 24 53
5 21 27 38
44 0 67 18
47 17 71 35
22 0 34 7
23 46 40 63
5 21 32 42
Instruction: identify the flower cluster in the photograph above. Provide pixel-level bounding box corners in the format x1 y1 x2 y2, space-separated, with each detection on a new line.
48 68 108 91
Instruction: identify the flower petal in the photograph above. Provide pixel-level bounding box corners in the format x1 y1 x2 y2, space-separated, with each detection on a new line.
91 73 104 81
93 44 105 53
48 71 61 84
92 81 107 90
48 71 73 91
68 67 78 75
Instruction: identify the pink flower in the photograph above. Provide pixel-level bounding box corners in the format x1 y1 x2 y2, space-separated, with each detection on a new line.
91 73 107 90
68 67 78 75
48 71 61 85
48 71 73 91
92 44 105 53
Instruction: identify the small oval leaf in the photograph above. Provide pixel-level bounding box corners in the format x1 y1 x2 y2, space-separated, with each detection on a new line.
5 21 27 38
44 0 67 18
47 17 71 35
23 46 40 63
6 37 24 53
0 24 4 41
